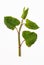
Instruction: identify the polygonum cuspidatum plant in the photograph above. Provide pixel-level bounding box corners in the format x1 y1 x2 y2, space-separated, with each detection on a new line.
4 7 39 57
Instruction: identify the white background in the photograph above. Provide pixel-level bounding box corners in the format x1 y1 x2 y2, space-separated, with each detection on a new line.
0 0 44 65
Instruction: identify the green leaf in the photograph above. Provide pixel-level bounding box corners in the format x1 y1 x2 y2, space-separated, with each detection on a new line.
21 7 29 19
25 19 39 30
4 16 20 30
22 31 37 47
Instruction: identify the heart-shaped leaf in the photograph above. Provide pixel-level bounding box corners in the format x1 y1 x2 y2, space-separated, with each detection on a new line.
21 7 29 19
4 16 20 30
22 31 37 47
25 19 39 30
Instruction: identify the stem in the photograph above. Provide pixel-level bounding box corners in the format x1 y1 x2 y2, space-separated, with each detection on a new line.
15 27 19 33
20 40 25 46
18 19 23 56
18 32 21 56
19 19 23 32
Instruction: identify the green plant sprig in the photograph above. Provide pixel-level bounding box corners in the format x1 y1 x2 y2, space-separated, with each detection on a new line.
4 7 39 57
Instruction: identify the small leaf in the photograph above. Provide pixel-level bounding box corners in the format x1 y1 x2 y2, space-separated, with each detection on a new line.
22 31 37 47
4 16 20 30
21 7 29 19
25 19 39 30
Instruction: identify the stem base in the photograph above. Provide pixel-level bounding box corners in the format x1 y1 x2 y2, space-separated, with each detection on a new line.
18 46 21 56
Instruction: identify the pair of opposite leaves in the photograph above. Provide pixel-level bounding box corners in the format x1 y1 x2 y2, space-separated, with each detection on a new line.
4 7 39 47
